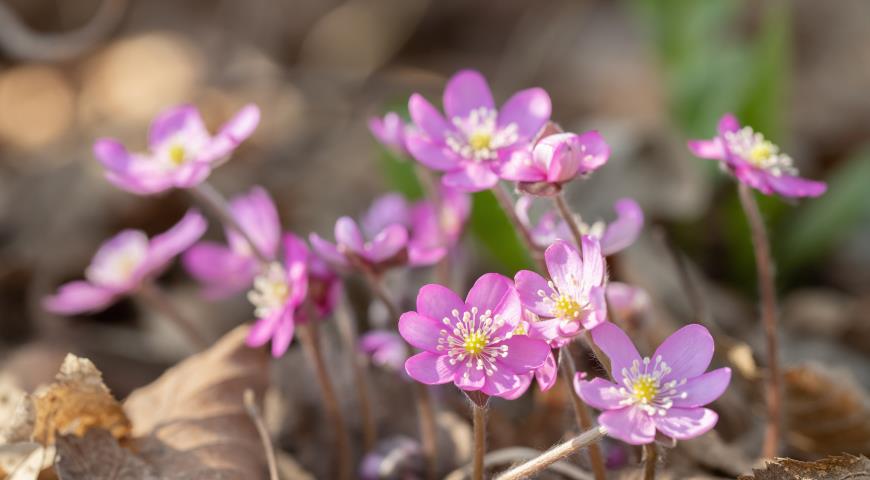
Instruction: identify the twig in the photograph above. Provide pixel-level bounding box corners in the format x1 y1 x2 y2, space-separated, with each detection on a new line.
737 184 781 458
415 382 439 480
445 447 594 480
495 426 608 480
335 299 378 452
642 443 657 480
472 401 487 480
243 389 280 480
136 282 208 349
297 321 352 480
552 192 585 255
559 348 608 480
189 182 270 265
491 183 546 271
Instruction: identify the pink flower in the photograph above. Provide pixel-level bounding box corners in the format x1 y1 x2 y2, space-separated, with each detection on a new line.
407 186 471 265
245 234 341 357
359 330 408 373
688 114 826 198
606 282 650 321
500 316 558 400
43 210 206 314
575 322 731 445
516 196 643 255
369 112 415 157
183 186 281 298
501 131 610 195
398 273 551 398
514 238 608 344
94 104 260 195
405 70 551 192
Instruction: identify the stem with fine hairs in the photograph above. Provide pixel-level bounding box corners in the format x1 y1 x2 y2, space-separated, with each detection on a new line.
491 183 546 271
189 182 270 266
559 347 608 480
335 300 377 452
553 191 585 254
495 426 607 480
243 389 279 480
472 401 487 480
737 184 781 458
643 444 657 480
297 321 352 480
136 282 208 350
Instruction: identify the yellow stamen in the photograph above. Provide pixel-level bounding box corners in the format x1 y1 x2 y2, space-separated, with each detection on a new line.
468 132 492 152
169 144 186 166
463 331 488 355
748 141 775 166
553 294 582 320
631 376 658 404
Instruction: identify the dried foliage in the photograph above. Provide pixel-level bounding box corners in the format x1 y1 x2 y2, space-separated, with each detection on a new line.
55 429 159 480
738 454 870 480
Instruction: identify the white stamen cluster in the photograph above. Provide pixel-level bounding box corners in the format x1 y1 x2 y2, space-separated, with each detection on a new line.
724 126 798 177
247 262 290 318
446 107 519 162
607 355 687 416
436 307 511 378
536 278 588 322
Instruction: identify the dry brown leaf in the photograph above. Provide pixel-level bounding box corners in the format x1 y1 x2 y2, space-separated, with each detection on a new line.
123 325 269 480
784 364 870 456
737 454 870 480
54 429 160 480
0 442 51 480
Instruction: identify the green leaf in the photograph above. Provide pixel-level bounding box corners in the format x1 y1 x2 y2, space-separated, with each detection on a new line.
468 191 533 273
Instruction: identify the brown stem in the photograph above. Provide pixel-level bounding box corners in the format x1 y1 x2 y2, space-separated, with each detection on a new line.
643 443 657 480
472 402 487 480
358 266 401 322
189 182 270 266
136 282 208 350
297 322 352 480
335 301 377 452
414 382 439 480
737 184 781 458
491 183 546 271
559 348 608 480
243 389 279 480
494 426 607 480
553 192 585 255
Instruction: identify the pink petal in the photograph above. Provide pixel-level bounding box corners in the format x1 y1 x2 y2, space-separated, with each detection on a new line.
283 233 309 266
398 312 443 353
605 282 649 320
573 130 610 174
405 352 455 385
405 133 462 171
408 245 447 266
514 270 557 318
309 233 349 269
481 365 522 397
408 93 451 139
529 318 563 344
581 235 605 289
148 104 206 149
589 322 642 382
541 133 582 183
465 273 520 324
654 408 719 441
766 174 827 198
499 149 545 182
575 377 625 410
544 240 583 295
599 407 656 445
654 324 714 383
717 113 740 136
142 209 207 277
601 198 643 256
581 286 608 330
497 335 550 374
687 138 725 160
368 112 407 153
442 164 499 192
366 225 408 263
534 350 558 391
416 284 466 321
270 309 296 357
443 70 494 121
42 281 118 315
93 139 131 171
498 87 551 139
454 365 486 391
673 368 731 408
226 186 281 259
203 104 261 163
182 243 257 299
361 194 410 238
500 374 533 400
334 217 365 252
246 310 281 347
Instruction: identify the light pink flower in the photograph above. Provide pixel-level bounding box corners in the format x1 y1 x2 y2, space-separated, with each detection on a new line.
369 112 415 157
500 316 558 400
359 330 408 373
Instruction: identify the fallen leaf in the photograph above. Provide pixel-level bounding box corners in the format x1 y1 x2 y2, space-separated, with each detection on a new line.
0 442 51 480
54 429 160 480
738 454 870 479
784 364 870 456
123 325 269 480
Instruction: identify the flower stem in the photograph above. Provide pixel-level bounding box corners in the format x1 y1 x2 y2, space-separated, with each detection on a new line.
414 382 439 480
737 184 781 458
243 389 279 480
136 282 208 350
297 321 352 480
642 444 657 480
494 426 607 480
358 266 401 322
491 183 546 270
559 347 608 480
472 401 487 480
189 182 270 266
553 191 584 255
335 300 377 452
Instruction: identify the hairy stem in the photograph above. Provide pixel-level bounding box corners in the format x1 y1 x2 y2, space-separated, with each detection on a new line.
297 322 352 480
559 348 608 480
495 426 607 480
737 184 781 458
472 402 487 480
415 382 439 480
136 282 207 350
189 182 270 265
553 192 585 255
335 300 377 452
243 389 279 480
491 183 546 270
643 444 657 480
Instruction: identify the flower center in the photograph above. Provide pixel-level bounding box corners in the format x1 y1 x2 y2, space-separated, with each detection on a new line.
445 107 519 162
463 331 488 355
553 294 582 320
468 132 492 152
168 144 187 166
631 375 658 403
247 263 290 318
609 355 688 416
436 306 511 376
724 126 798 177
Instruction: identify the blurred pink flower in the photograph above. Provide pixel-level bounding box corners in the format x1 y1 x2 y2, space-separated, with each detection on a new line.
94 104 260 195
43 210 206 314
368 112 415 157
688 113 826 198
359 330 408 373
576 323 731 445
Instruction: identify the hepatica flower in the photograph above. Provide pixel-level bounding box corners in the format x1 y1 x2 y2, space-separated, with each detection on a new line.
500 316 558 400
94 103 260 195
398 273 550 397
43 210 206 314
575 322 731 445
369 112 415 157
359 330 408 373
514 238 608 343
688 113 826 198
183 186 280 298
406 70 551 192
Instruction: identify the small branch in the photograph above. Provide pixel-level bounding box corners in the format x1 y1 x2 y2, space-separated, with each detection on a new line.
189 182 271 266
243 389 280 480
415 382 439 480
642 444 657 480
553 192 585 255
357 265 401 322
445 447 594 480
297 322 352 480
472 401 487 480
495 426 608 480
136 282 208 350
492 183 546 271
559 348 608 480
737 184 781 458
335 300 377 452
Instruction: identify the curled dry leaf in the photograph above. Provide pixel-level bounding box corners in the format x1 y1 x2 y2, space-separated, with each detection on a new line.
738 454 870 480
55 429 160 480
123 325 270 480
784 364 870 456
0 442 50 480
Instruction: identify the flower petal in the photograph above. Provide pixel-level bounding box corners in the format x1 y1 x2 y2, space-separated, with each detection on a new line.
534 350 558 391
409 93 451 139
442 164 499 192
601 198 643 256
514 270 556 318
42 281 118 315
226 186 281 259
142 209 207 277
454 365 486 391
334 217 365 252
416 283 466 321
499 149 545 182
148 105 206 149
405 132 462 171
497 335 550 374
581 286 608 330
205 103 260 162
544 240 583 296
717 113 740 136
654 408 719 441
93 139 131 171
182 242 257 299
481 365 522 397
575 376 625 410
673 367 731 408
361 194 410 238
687 138 725 160
599 407 656 445
270 308 296 357
246 311 280 347
405 352 455 385
366 225 408 263
443 70 494 121
500 374 533 400
766 174 827 198
498 87 551 139
465 273 519 322
398 312 444 353
574 130 610 174
653 324 714 383
309 233 349 269
589 322 642 382
581 235 605 289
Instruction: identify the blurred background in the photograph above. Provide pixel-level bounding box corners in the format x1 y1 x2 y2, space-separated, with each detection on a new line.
0 0 869 475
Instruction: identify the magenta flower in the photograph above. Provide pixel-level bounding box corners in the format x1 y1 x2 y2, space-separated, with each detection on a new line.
369 112 415 157
407 186 472 265
514 238 608 344
516 196 643 256
576 322 731 445
405 69 551 192
501 131 610 195
398 273 550 397
606 282 650 321
500 316 558 400
688 114 826 198
359 330 408 373
183 186 281 298
43 210 206 314
94 104 260 195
